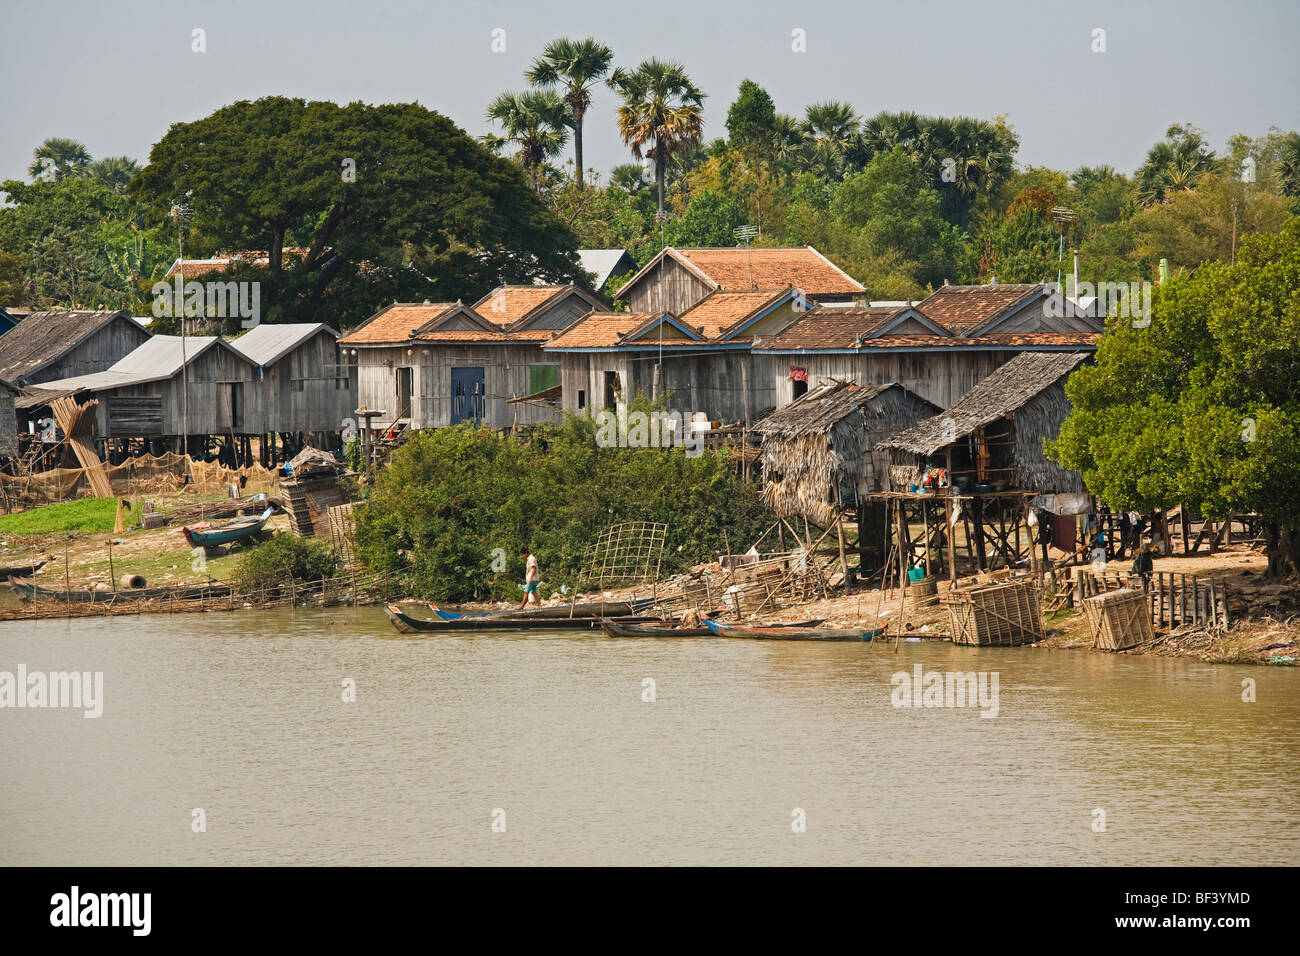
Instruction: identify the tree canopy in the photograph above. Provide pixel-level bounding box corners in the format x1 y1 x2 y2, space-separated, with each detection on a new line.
1050 216 1300 578
130 97 583 329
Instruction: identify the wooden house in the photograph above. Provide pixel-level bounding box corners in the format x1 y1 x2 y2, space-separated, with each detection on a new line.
754 281 1103 410
544 287 810 423
0 307 19 337
0 310 152 386
339 285 607 430
0 378 18 459
35 335 263 455
615 246 864 314
753 381 940 525
231 323 355 444
879 350 1090 498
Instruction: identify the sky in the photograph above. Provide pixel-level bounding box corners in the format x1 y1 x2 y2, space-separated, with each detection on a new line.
1 0 1298 185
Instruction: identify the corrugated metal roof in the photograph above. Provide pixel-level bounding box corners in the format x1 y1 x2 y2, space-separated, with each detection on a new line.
577 249 632 288
231 323 334 367
37 335 228 391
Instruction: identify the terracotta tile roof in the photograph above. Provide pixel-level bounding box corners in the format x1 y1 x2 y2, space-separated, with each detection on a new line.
544 313 655 349
674 246 863 296
678 290 790 339
962 332 1101 348
166 249 309 279
414 329 509 343
339 303 459 345
473 285 568 327
504 328 559 342
914 283 1041 335
759 328 1100 352
753 308 905 350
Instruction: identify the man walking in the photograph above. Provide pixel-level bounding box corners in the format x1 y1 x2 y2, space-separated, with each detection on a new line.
518 547 540 609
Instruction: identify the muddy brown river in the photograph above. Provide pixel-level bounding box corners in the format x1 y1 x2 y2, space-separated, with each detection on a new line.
1 607 1296 865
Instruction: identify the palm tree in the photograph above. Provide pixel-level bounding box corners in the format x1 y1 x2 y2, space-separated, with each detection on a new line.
609 59 706 216
1136 127 1218 206
89 156 140 193
801 101 860 149
526 37 614 190
860 111 924 155
484 91 570 191
1274 131 1300 197
28 137 91 182
770 113 806 171
609 162 649 193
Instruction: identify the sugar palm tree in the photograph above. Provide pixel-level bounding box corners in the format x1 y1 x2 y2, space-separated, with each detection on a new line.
1274 131 1300 197
1136 127 1218 206
526 37 614 190
609 59 706 217
28 137 91 182
609 162 649 193
89 156 140 193
770 113 806 172
484 91 570 191
801 101 860 149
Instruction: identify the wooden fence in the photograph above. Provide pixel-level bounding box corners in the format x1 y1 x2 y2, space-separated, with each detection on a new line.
1071 567 1229 629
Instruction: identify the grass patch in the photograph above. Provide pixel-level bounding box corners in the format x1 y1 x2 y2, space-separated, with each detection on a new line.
0 498 118 535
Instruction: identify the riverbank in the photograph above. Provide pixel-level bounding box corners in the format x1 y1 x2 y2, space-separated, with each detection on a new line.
3 494 1294 665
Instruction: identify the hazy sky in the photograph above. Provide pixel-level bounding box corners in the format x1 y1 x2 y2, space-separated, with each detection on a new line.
2 0 1297 185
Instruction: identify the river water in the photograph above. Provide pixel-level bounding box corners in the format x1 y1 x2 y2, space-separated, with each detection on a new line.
1 607 1296 865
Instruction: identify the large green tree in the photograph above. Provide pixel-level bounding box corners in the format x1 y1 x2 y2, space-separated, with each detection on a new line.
0 175 171 310
725 79 778 150
1050 217 1300 579
131 97 582 329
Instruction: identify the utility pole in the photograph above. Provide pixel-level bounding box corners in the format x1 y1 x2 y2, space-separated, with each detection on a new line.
172 195 192 460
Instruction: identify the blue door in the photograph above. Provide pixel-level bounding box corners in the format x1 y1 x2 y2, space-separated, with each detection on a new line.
450 367 485 425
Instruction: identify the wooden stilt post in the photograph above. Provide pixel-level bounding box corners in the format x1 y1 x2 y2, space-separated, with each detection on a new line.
945 495 958 585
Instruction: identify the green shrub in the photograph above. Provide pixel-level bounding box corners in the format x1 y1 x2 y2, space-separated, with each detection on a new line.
229 532 338 594
353 415 773 602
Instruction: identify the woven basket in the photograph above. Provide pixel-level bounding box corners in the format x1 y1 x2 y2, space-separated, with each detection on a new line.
947 579 1044 646
1082 588 1152 651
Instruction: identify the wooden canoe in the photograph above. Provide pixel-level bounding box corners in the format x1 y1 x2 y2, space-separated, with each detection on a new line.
8 576 231 603
599 618 826 638
701 618 881 641
182 506 274 550
427 598 656 621
385 605 664 634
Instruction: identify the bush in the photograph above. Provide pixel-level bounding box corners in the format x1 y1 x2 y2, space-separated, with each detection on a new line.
229 532 338 594
353 415 773 602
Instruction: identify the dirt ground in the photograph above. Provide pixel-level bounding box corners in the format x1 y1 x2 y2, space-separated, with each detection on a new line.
0 490 288 609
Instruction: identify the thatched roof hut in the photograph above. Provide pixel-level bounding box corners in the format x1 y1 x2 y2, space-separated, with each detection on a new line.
754 380 939 524
879 351 1089 495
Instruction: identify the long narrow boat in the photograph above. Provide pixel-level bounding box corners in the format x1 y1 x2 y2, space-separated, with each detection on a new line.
385 605 664 634
182 506 274 551
599 618 826 638
701 618 881 642
428 597 656 621
0 557 49 580
9 576 231 603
